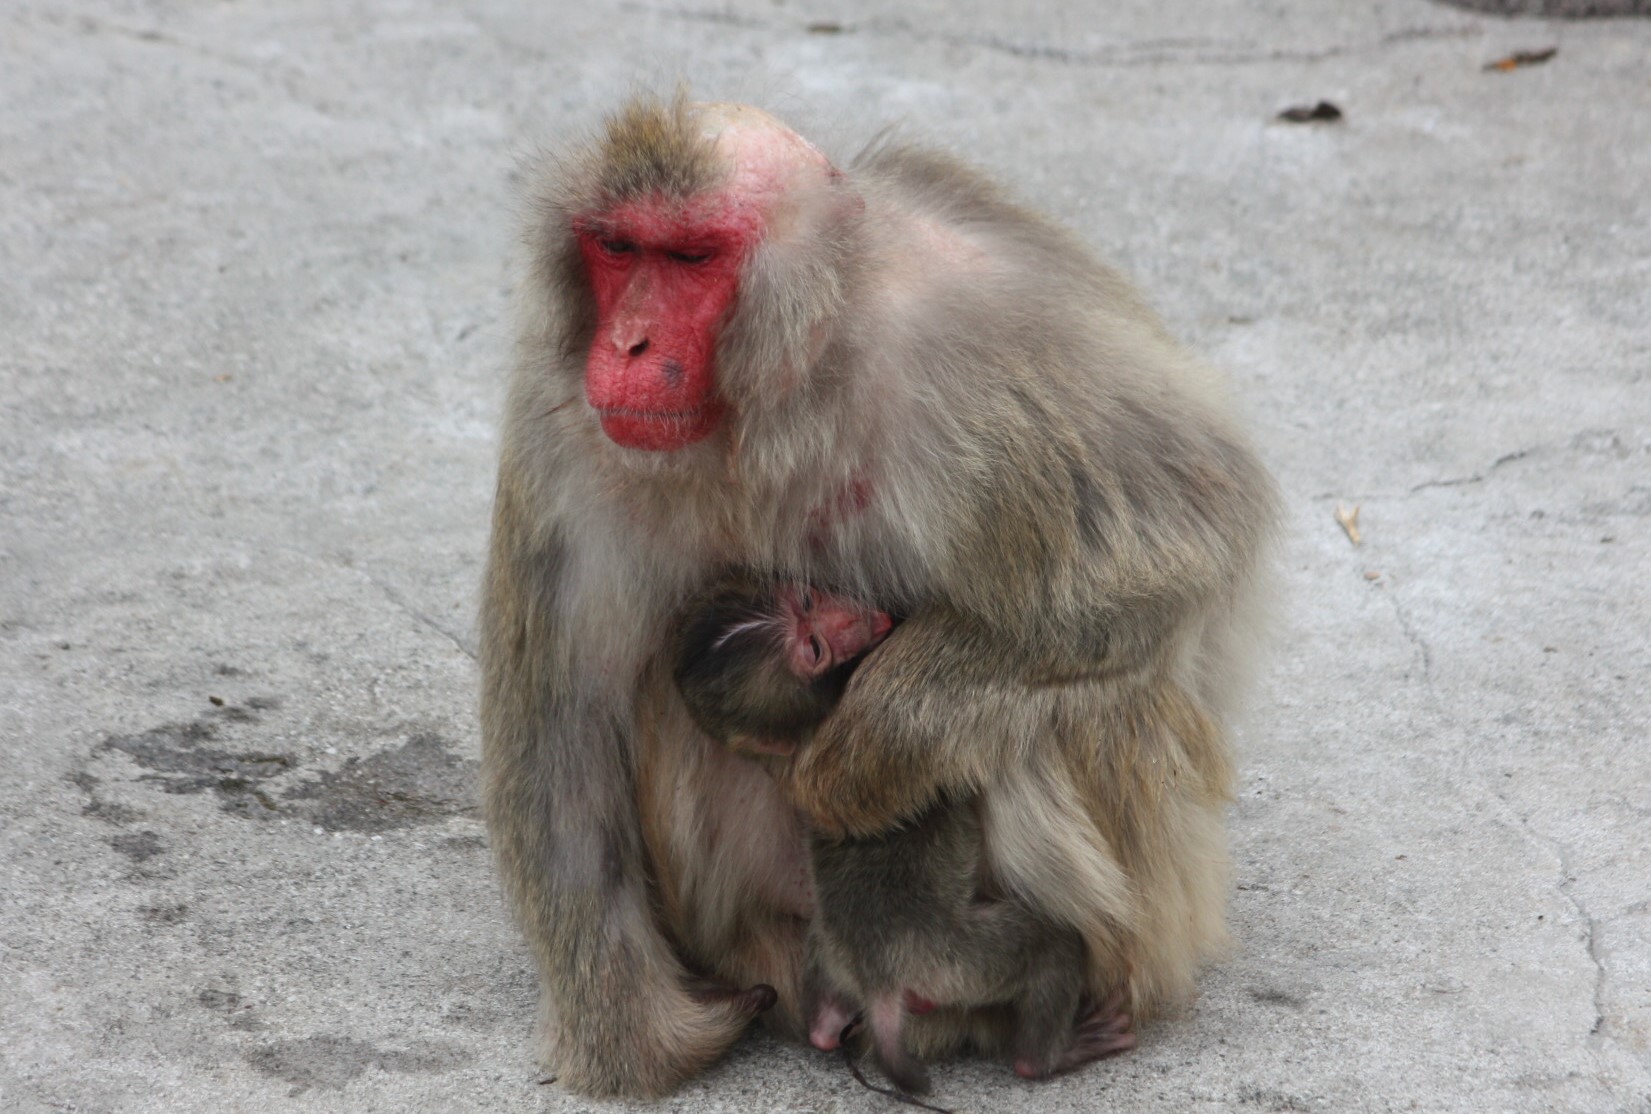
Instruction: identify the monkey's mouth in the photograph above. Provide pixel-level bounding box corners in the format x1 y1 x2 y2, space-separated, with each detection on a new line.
596 401 725 452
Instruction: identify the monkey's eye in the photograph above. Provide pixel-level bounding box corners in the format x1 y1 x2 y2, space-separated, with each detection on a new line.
599 238 638 255
666 248 714 265
806 635 825 665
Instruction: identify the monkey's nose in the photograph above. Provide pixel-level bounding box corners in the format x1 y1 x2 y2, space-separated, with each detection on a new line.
611 317 650 355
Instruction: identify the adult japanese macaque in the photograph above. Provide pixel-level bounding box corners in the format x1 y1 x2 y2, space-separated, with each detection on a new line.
480 93 1277 1097
672 573 1135 1094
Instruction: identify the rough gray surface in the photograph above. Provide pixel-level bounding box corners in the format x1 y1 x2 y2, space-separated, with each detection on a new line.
2 2 1648 1112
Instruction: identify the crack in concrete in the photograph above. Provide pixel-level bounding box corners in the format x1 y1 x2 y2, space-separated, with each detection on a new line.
269 544 478 661
34 13 352 123
1545 835 1610 1041
617 3 1483 68
1463 747 1618 1051
1316 442 1545 500
1409 446 1534 493
880 23 1483 68
615 2 768 28
357 569 478 662
46 14 284 76
1385 591 1434 686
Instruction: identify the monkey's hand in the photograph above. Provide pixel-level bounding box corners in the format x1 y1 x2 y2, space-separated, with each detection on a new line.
783 610 1041 837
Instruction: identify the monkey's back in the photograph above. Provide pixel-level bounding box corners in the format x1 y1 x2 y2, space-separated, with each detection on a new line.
810 797 1076 1000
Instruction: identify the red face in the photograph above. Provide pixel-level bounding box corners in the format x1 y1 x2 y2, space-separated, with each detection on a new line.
782 586 894 680
576 197 758 452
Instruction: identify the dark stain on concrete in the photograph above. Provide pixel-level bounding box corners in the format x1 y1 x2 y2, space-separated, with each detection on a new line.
82 701 472 833
138 902 188 924
198 986 263 1030
198 988 245 1012
1249 985 1306 1008
245 1035 469 1093
73 770 143 825
98 715 294 819
109 830 166 862
1238 1087 1315 1112
283 733 477 832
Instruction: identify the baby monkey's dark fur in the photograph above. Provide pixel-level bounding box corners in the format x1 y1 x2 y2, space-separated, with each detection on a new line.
674 574 1130 1093
673 576 865 743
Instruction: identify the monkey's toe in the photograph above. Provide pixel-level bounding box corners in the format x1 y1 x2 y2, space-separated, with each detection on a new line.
733 983 779 1015
690 981 778 1017
1016 998 1137 1079
808 1001 860 1050
1062 1004 1137 1067
1074 999 1133 1041
1013 1056 1049 1080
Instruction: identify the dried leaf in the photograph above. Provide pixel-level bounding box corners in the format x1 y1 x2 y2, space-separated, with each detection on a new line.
1335 504 1362 546
806 21 845 34
1278 101 1343 123
1484 48 1556 72
1363 570 1382 581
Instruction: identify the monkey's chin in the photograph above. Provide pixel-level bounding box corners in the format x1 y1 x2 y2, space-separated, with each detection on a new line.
597 403 724 452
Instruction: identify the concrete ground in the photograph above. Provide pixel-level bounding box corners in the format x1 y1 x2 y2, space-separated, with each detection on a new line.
3 1 1648 1111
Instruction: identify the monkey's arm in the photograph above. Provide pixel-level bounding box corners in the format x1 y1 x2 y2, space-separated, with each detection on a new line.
480 484 765 1097
789 377 1275 837
784 606 1059 836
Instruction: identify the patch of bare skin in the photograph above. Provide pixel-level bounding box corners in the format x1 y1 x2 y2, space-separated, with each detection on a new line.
916 213 990 267
694 102 835 205
873 212 990 323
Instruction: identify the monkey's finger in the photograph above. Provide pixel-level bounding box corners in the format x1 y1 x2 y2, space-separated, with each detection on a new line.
1071 1022 1137 1059
1077 1010 1133 1038
1075 993 1134 1037
691 982 778 1016
739 984 779 1014
1030 1010 1138 1079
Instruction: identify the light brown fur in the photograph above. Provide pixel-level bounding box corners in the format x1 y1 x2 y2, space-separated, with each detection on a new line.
480 93 1276 1096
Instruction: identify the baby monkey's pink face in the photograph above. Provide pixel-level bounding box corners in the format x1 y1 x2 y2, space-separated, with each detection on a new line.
780 585 894 679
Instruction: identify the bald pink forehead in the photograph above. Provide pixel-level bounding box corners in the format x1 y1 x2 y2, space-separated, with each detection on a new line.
573 103 841 265
691 102 837 209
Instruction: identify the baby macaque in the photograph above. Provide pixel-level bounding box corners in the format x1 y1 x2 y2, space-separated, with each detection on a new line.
674 576 894 759
672 575 1135 1094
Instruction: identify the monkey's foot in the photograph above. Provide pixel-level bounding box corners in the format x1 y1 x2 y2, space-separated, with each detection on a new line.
545 978 767 1097
1013 993 1136 1080
808 995 860 1050
873 1047 932 1097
